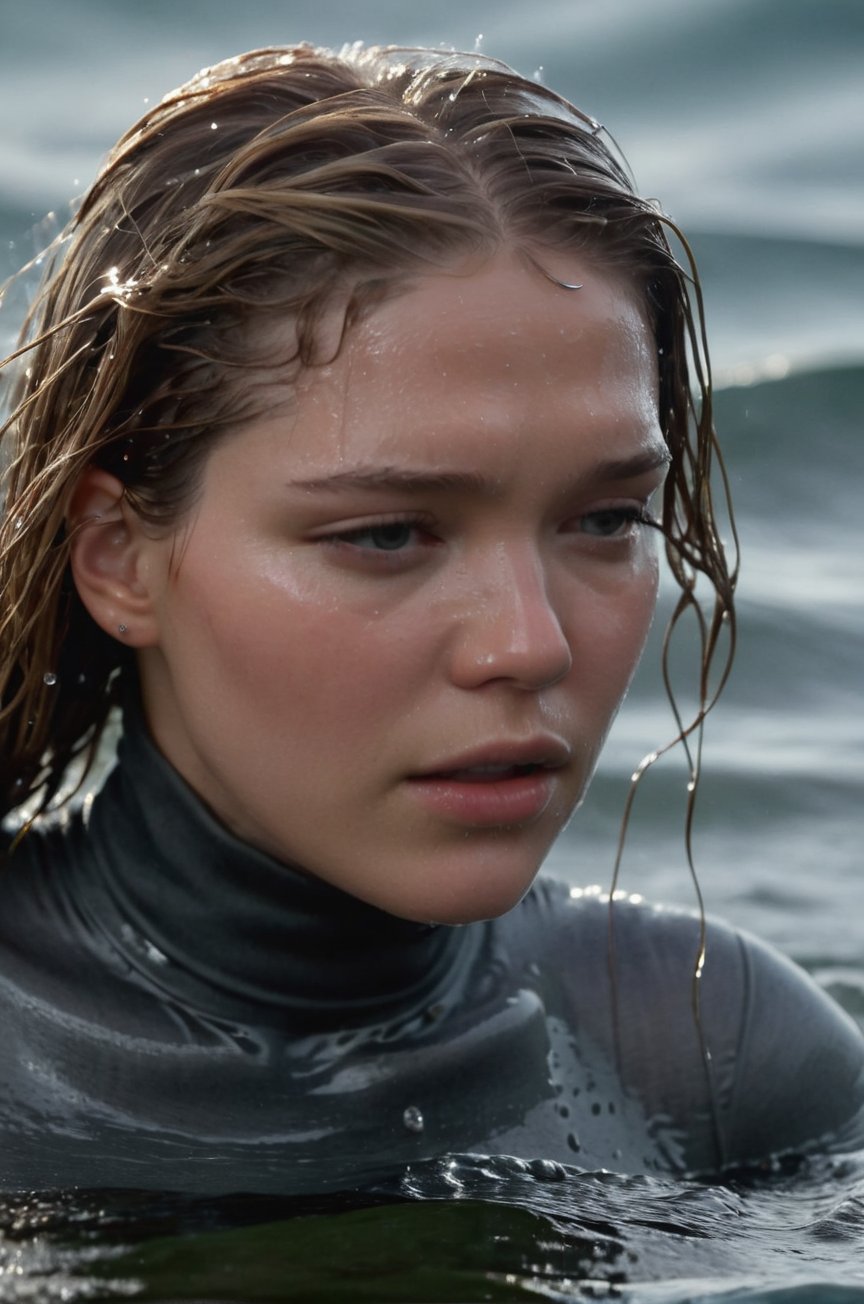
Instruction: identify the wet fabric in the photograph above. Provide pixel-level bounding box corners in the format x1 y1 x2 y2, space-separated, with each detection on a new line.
0 722 862 1195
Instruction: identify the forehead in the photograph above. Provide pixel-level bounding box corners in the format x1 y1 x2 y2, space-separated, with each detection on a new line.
294 253 655 436
208 249 662 493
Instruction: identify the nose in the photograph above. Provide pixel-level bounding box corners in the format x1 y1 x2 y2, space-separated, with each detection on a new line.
448 544 573 692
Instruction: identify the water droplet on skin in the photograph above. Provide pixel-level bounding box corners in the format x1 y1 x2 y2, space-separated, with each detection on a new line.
42 672 57 686
402 1105 424 1134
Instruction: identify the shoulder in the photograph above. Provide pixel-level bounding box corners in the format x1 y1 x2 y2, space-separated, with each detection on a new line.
509 877 864 1170
0 807 81 894
0 808 93 983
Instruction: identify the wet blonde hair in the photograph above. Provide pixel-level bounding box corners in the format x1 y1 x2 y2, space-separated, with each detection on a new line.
0 43 735 821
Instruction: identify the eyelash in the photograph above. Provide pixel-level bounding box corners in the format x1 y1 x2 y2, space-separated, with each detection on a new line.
323 514 436 556
320 504 659 558
580 504 660 538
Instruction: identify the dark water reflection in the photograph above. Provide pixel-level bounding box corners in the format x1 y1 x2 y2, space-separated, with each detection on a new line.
4 1152 864 1302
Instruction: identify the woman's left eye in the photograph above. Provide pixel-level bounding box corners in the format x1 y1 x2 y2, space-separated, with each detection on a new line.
578 505 652 538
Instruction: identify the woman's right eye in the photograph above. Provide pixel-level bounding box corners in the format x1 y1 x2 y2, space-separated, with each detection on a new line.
315 515 439 564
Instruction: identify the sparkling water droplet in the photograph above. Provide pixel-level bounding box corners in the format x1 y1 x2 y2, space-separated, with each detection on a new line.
142 938 169 966
42 672 57 686
402 1105 424 1134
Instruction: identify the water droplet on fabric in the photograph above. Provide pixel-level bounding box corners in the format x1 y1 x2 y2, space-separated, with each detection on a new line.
527 1158 566 1181
141 938 168 965
402 1105 424 1134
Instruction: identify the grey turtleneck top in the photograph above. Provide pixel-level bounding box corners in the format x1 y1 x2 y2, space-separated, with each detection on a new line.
0 722 862 1195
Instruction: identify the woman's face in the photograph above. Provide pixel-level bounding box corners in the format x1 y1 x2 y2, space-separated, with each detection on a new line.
137 250 666 923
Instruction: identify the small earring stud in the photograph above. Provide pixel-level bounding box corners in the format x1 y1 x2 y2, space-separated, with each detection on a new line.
118 623 128 635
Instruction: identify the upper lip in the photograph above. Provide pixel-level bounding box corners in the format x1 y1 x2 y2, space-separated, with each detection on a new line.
413 737 572 778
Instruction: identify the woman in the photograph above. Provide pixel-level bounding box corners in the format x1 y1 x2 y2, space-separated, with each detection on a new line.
0 44 861 1195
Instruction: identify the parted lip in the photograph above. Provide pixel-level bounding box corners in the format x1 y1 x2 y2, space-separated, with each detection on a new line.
411 737 572 779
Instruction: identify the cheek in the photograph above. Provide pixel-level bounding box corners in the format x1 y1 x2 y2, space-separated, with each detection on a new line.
571 558 659 694
167 558 431 740
618 557 661 669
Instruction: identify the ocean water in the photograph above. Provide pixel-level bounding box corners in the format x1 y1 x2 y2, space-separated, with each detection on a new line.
1 0 863 1299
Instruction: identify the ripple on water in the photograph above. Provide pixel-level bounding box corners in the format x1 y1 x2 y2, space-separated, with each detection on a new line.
0 1153 863 1299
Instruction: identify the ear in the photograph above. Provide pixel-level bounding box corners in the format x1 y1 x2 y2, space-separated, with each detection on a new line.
67 467 163 647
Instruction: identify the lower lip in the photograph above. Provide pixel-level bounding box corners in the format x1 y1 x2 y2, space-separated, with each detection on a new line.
406 771 557 826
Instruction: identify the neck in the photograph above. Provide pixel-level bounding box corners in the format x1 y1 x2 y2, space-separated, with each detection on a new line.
76 718 477 1029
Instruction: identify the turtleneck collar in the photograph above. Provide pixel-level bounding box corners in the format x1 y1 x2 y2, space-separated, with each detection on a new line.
73 718 479 1030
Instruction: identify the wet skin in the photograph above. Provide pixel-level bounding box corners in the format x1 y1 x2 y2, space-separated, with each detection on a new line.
105 251 668 923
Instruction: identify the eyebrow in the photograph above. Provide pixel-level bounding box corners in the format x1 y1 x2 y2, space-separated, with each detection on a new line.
288 449 671 496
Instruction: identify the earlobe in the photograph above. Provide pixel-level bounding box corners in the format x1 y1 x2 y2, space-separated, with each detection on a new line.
67 467 162 647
